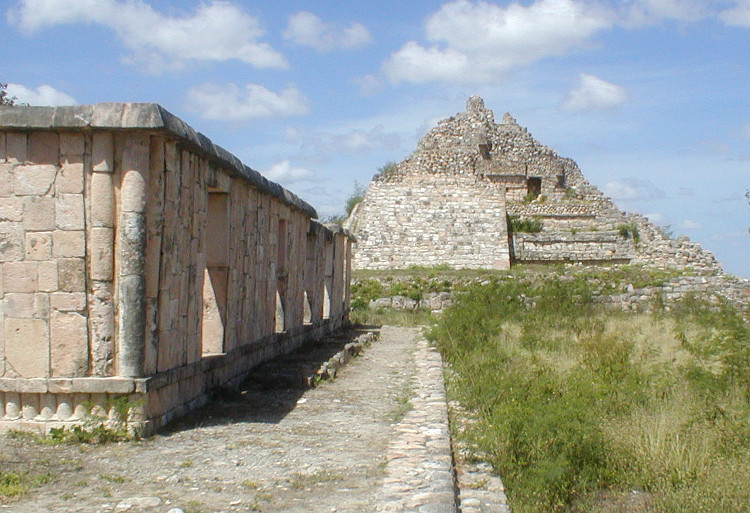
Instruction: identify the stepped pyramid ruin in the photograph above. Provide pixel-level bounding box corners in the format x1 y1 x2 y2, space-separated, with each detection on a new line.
347 96 720 272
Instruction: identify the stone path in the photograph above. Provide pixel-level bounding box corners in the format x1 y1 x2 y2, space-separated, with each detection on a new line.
2 326 510 513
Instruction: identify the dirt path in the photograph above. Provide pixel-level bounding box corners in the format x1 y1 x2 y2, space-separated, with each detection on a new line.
3 326 442 513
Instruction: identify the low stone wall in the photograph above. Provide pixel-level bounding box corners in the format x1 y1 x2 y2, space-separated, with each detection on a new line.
359 274 750 314
0 103 354 434
511 231 634 263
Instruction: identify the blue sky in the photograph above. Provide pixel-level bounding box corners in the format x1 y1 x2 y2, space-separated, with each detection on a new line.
2 0 749 276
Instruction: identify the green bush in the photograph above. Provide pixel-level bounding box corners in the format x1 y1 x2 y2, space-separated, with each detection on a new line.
509 215 543 233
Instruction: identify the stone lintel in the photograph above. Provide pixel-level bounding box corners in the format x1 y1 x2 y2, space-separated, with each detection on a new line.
0 104 317 218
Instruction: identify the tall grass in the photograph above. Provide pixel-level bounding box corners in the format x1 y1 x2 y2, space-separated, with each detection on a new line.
428 274 750 513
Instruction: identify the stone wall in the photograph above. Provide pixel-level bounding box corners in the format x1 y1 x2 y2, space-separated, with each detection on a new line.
0 103 354 434
349 172 510 270
512 231 634 263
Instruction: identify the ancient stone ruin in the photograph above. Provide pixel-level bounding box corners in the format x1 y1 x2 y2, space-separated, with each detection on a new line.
347 96 721 273
0 103 354 435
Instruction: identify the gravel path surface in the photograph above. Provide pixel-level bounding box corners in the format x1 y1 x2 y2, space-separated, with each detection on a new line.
3 326 470 513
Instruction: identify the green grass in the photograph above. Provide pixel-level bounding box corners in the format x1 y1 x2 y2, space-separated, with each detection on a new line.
428 274 750 513
0 471 53 501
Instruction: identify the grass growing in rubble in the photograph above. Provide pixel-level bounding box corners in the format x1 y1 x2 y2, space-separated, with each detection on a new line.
427 273 750 513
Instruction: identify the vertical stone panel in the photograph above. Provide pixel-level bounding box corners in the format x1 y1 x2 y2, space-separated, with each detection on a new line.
143 136 165 375
5 133 27 163
0 131 6 162
116 133 149 378
5 318 49 377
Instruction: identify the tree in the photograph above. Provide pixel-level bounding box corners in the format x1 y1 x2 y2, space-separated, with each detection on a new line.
0 83 17 106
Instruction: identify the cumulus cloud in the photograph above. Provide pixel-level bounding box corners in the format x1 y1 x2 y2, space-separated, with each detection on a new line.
283 11 372 52
382 0 612 84
719 0 750 27
285 125 402 155
264 160 313 184
603 178 665 202
561 73 628 111
7 0 287 71
5 83 77 106
185 83 309 121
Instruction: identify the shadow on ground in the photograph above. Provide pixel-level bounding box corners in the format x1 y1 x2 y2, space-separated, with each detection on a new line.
161 325 381 434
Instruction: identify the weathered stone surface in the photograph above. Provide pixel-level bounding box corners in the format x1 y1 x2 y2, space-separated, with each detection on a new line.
22 196 55 231
25 231 52 260
28 132 58 165
52 230 85 258
0 221 24 261
50 311 89 377
14 165 57 196
58 258 85 292
55 193 85 230
3 261 38 293
57 161 84 194
5 318 49 378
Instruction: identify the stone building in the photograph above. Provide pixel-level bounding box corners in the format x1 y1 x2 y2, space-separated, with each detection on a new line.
348 96 720 273
0 103 354 435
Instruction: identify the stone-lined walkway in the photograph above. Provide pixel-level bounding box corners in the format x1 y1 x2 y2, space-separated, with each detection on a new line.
3 326 510 513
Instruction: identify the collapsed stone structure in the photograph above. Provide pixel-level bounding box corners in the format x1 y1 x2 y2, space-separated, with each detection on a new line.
0 103 354 435
348 96 721 273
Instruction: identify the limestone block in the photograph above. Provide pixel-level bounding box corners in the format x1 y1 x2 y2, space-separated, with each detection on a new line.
55 194 85 230
39 394 56 420
0 222 24 262
92 132 114 172
22 394 39 419
3 293 49 319
50 311 88 377
24 231 52 261
57 162 84 194
38 261 58 292
0 163 14 197
4 318 49 378
5 133 27 163
90 171 114 227
28 133 59 165
59 133 85 157
14 165 58 196
3 262 38 293
53 230 85 258
0 196 22 222
58 258 85 292
22 196 56 231
0 132 5 162
89 227 114 281
50 292 86 312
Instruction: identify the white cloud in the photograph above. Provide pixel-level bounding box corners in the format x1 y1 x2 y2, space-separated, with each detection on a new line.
620 0 709 26
7 0 287 71
264 160 313 184
382 0 612 84
603 178 665 202
680 219 703 230
185 83 309 121
644 212 665 224
6 83 77 106
285 126 402 155
561 73 628 111
719 0 750 27
283 11 372 52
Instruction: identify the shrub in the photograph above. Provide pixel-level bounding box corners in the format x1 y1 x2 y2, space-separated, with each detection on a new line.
509 215 543 233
